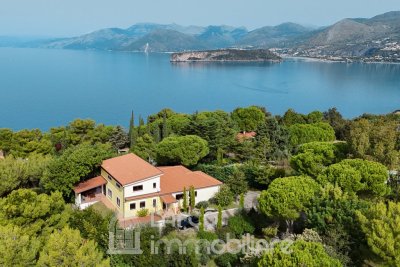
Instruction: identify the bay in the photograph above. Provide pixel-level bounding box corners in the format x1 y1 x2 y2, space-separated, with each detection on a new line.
0 47 399 130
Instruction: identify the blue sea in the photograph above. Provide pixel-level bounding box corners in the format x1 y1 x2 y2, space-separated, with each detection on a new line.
0 47 399 130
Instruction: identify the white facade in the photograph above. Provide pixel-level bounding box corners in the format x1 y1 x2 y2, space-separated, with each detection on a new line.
171 185 221 207
124 175 161 198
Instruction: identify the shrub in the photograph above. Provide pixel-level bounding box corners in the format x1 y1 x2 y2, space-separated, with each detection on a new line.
136 208 149 217
228 214 255 238
197 230 218 242
196 201 209 209
262 226 278 240
162 222 176 236
216 227 234 242
215 253 239 267
215 185 234 207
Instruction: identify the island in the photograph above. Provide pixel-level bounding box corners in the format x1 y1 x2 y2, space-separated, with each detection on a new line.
170 49 282 62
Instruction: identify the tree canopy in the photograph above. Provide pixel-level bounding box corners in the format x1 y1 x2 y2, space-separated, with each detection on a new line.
156 135 209 166
289 122 336 148
317 159 389 197
258 240 342 267
231 106 266 132
356 201 400 266
258 176 320 232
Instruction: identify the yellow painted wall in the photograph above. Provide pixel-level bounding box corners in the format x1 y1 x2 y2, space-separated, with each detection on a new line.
102 168 124 217
124 196 163 218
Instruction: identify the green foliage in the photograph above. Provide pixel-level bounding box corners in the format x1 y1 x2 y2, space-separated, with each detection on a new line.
258 240 342 267
347 118 400 168
109 125 128 150
214 185 234 207
190 185 196 210
0 128 53 158
258 176 319 232
217 205 223 229
199 207 205 232
240 162 278 188
197 229 218 242
215 253 239 267
262 225 278 240
132 133 156 162
290 141 347 177
317 159 389 197
196 164 236 183
184 110 236 160
306 184 369 265
156 135 209 166
231 106 266 132
227 213 255 238
0 224 40 267
69 206 113 253
239 193 245 209
323 108 348 139
37 227 109 267
136 208 149 217
0 189 70 239
289 122 335 147
356 201 400 266
41 143 114 199
226 168 248 195
0 153 52 197
196 201 209 209
182 187 188 212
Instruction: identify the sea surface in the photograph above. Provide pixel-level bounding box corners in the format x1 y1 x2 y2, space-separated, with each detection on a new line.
0 47 399 130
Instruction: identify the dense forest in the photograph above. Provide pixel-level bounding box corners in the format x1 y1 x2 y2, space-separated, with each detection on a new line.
0 106 399 266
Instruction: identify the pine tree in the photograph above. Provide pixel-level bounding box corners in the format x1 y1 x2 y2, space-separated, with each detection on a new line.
217 205 222 229
182 187 188 212
190 186 196 211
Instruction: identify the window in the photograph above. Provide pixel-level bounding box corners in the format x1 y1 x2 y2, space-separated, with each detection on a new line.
130 203 136 210
153 199 157 208
195 191 197 197
153 182 156 189
117 197 120 207
107 174 113 180
116 182 122 189
175 193 184 200
107 189 112 199
133 185 143 192
140 201 146 208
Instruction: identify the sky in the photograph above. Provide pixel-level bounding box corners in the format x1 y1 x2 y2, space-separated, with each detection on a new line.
0 0 399 37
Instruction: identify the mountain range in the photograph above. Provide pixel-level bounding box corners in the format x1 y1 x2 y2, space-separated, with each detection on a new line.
1 11 399 59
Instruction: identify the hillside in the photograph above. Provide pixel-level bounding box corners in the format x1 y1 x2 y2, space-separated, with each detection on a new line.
171 49 282 62
5 11 397 61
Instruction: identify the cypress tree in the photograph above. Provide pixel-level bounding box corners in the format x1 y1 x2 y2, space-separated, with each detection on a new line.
190 186 196 211
217 205 222 229
239 193 245 209
183 187 188 212
199 207 205 232
128 111 135 146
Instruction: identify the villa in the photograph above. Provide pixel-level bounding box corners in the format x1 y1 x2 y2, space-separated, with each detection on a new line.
73 153 222 221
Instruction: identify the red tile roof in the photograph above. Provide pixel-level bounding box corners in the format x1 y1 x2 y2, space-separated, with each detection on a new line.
73 176 107 194
124 166 223 202
160 194 177 204
158 166 223 194
102 153 163 186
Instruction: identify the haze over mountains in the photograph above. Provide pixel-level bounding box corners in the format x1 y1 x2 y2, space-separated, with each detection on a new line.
1 11 399 59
